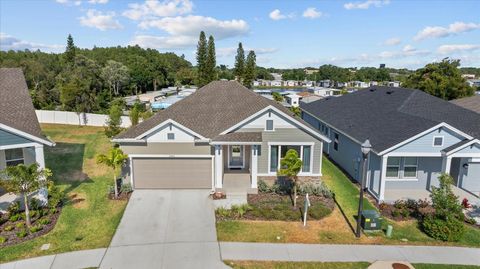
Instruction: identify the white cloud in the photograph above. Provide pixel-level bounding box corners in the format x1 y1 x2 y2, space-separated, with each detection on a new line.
414 21 480 41
88 0 108 4
217 47 277 57
79 9 123 31
379 44 430 59
383 37 401 46
269 9 294 20
344 0 390 10
0 33 63 52
56 0 82 5
123 0 193 20
437 44 480 54
129 35 197 49
303 7 322 19
138 15 248 39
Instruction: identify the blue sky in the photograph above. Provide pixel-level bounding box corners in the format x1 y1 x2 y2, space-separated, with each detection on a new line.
1 0 479 69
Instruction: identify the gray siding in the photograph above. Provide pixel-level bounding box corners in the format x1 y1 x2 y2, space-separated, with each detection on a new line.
120 142 211 155
0 150 5 170
455 143 480 154
302 112 330 153
368 153 382 197
392 128 465 153
328 128 363 182
458 158 480 195
239 128 323 175
385 157 443 190
0 129 32 146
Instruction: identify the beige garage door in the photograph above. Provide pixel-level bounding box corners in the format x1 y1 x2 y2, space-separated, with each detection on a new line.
132 158 212 189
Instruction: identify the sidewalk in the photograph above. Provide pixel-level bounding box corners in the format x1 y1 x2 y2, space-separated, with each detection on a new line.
220 242 480 266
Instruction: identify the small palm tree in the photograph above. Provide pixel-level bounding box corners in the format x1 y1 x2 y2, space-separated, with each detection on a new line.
278 149 303 208
0 163 52 227
96 147 128 199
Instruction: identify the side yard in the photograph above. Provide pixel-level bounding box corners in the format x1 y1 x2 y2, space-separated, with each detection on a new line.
0 124 128 263
217 156 480 247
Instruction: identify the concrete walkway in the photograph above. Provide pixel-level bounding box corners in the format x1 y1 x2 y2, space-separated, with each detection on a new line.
220 242 480 266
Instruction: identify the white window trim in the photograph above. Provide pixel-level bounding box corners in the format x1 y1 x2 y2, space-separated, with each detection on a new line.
167 133 175 140
333 132 339 151
265 119 275 132
432 136 444 147
267 142 315 175
403 157 418 179
385 157 401 179
228 145 245 169
384 156 419 181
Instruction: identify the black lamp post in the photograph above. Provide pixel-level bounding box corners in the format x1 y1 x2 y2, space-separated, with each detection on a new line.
356 139 372 238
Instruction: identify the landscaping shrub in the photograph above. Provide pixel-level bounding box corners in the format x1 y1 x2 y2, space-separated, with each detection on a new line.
3 225 14 232
7 201 20 215
308 203 332 219
230 204 252 218
29 225 43 233
48 183 63 209
298 181 333 198
215 207 232 219
16 230 28 238
9 214 20 222
120 182 133 193
0 236 6 244
29 198 42 210
16 222 25 229
421 174 465 241
257 179 270 193
38 218 51 225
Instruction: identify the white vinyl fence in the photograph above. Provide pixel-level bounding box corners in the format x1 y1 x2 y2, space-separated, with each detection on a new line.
36 110 132 128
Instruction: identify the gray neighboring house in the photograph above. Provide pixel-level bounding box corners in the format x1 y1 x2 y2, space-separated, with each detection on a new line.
451 95 480 114
113 81 330 193
301 86 480 203
0 68 55 208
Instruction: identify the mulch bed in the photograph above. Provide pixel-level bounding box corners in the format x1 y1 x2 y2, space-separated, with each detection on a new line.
108 191 132 200
0 206 62 248
247 192 335 209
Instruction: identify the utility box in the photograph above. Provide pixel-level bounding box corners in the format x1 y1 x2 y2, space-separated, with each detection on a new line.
361 210 382 231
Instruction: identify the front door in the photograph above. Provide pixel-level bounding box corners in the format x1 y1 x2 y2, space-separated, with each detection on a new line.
229 145 244 168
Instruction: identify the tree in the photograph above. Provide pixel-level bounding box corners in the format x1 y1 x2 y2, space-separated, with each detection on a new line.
403 58 474 100
243 50 256 88
196 31 208 86
65 34 76 65
105 102 123 138
289 106 301 117
0 163 52 227
234 42 245 82
101 60 130 97
96 147 128 199
272 92 284 102
278 149 303 208
129 101 144 126
205 35 217 83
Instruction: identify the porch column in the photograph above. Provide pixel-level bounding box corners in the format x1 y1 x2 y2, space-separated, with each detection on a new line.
34 144 48 206
214 145 223 189
251 145 258 188
441 156 452 174
34 144 45 168
379 155 388 202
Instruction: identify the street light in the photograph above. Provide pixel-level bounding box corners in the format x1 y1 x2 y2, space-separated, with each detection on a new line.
356 139 372 238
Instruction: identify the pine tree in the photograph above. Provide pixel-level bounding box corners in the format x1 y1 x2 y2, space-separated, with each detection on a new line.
205 35 217 83
196 31 208 87
243 50 256 88
233 42 245 82
65 34 76 65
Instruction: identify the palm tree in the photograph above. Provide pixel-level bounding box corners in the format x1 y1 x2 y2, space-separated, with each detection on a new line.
96 147 128 199
0 163 52 227
278 149 303 208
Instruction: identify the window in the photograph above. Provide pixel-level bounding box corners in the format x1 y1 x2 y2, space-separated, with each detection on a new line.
266 120 274 131
5 148 24 167
302 146 311 172
433 136 443 147
333 133 339 151
403 157 418 178
167 133 175 140
386 157 401 178
270 145 279 172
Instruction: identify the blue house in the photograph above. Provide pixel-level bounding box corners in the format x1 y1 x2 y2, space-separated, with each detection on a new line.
301 86 480 203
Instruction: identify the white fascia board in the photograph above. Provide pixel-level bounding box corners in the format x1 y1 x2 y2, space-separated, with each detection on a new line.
0 124 55 147
134 119 207 140
220 105 331 143
443 139 479 156
111 138 146 143
378 122 473 156
210 141 262 145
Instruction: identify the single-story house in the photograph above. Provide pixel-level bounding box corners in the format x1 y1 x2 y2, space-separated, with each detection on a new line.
113 81 330 193
451 95 480 114
0 68 55 208
301 86 480 203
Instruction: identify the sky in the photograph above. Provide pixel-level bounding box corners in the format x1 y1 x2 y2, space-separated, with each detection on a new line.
1 0 479 69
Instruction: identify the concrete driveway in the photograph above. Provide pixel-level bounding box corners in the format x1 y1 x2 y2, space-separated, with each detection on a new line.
100 190 228 269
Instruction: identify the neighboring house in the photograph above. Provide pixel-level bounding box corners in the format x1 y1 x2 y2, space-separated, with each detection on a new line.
388 81 401 87
113 81 330 193
467 79 480 88
285 94 301 107
352 81 369 88
451 95 480 114
318 80 331 88
284 80 297 87
0 68 55 206
301 86 480 203
309 87 342 97
271 80 282 87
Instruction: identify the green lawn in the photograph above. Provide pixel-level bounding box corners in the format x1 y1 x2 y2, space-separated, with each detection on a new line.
0 124 128 263
225 261 480 269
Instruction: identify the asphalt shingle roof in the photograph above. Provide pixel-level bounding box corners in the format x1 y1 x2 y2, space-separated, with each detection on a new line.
0 68 50 143
116 81 301 139
301 86 480 153
450 95 480 114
